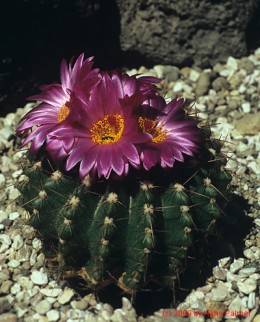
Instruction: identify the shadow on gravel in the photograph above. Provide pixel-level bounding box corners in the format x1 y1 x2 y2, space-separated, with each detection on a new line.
69 193 254 316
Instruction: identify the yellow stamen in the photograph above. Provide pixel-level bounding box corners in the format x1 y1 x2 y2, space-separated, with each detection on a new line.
90 114 124 145
139 117 167 143
57 104 70 123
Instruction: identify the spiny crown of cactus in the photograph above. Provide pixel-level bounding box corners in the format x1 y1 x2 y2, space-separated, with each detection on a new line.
16 54 232 295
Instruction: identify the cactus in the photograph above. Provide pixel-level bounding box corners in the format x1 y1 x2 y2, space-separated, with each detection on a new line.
16 54 232 295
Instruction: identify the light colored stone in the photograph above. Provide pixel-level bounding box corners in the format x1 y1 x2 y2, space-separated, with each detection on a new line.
31 313 49 322
227 56 238 71
244 248 256 259
32 238 42 249
40 288 62 298
248 161 260 175
241 102 251 113
7 187 20 201
195 103 206 112
31 270 48 285
46 310 60 322
66 308 85 320
173 81 183 92
238 83 246 93
218 257 231 268
228 295 241 313
237 278 257 294
12 236 23 250
16 307 28 319
239 267 257 277
0 234 12 246
189 69 200 82
9 212 20 221
35 299 52 315
8 259 20 268
213 267 227 280
248 292 256 309
227 271 238 283
210 282 230 301
10 283 21 295
58 287 74 304
71 299 88 310
16 276 33 290
230 258 244 273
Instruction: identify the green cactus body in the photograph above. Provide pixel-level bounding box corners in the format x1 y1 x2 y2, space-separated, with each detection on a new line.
18 130 232 294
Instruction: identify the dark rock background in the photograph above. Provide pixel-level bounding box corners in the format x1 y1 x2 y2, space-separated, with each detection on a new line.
0 0 260 116
117 0 260 67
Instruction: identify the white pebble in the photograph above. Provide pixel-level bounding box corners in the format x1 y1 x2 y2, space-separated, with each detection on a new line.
11 283 21 295
9 212 20 221
35 299 52 315
239 84 246 94
244 248 255 259
237 278 257 294
195 103 206 112
248 292 256 309
31 270 48 285
189 69 200 82
219 68 233 78
218 257 231 268
47 310 60 322
58 287 74 304
227 56 238 70
3 113 16 127
248 161 260 175
228 296 241 313
210 282 230 301
153 65 164 78
40 288 62 297
12 235 24 250
230 258 244 273
12 169 23 179
236 142 249 154
30 249 38 266
8 259 20 268
241 102 251 113
173 81 183 92
239 267 257 277
197 112 208 119
0 234 12 245
7 187 21 200
213 266 227 280
32 238 42 249
16 307 28 318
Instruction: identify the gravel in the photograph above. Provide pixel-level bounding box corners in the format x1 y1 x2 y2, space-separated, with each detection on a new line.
0 48 259 322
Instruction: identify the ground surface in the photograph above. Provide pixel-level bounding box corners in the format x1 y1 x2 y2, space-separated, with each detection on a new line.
0 49 259 322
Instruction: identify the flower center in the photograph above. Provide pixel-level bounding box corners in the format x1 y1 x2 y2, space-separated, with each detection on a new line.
139 117 167 143
57 104 70 123
90 114 124 145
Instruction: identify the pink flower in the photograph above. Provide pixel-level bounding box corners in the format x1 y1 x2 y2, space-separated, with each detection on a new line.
138 97 201 170
48 73 151 178
16 54 100 155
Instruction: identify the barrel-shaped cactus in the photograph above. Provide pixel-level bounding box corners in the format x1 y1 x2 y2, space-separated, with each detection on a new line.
16 54 232 295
